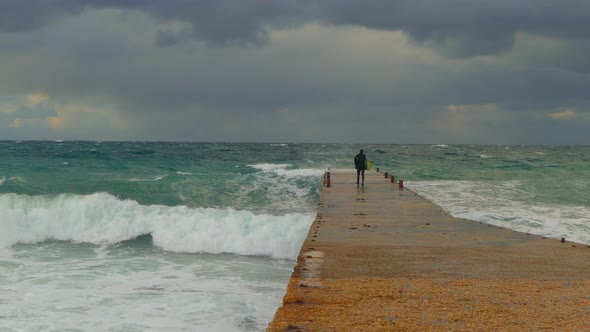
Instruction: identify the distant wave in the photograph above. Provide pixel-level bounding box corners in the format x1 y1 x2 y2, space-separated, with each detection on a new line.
129 174 168 182
0 193 314 259
0 176 4 186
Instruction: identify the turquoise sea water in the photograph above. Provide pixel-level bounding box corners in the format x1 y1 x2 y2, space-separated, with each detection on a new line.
1 141 589 331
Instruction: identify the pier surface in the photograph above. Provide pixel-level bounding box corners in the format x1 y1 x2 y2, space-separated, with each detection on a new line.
267 170 590 331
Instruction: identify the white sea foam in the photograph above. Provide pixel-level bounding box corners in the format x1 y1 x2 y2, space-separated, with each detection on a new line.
0 193 314 259
249 163 324 178
239 163 324 213
0 176 5 186
0 242 292 331
274 168 325 178
248 163 292 172
431 144 449 148
408 180 590 244
129 174 168 182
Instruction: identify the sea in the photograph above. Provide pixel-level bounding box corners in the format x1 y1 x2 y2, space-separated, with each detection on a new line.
1 141 589 331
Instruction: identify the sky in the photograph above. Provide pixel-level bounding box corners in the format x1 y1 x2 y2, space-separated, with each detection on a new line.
0 0 589 144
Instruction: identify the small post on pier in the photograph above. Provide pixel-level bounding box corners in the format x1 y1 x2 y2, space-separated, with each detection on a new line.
384 172 388 178
390 175 395 183
376 167 379 173
399 180 404 190
326 172 331 187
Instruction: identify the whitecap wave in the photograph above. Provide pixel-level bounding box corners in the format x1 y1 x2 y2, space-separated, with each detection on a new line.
248 163 324 178
0 193 314 259
248 163 292 172
129 174 168 182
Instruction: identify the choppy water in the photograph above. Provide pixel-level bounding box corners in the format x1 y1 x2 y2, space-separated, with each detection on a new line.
1 141 589 331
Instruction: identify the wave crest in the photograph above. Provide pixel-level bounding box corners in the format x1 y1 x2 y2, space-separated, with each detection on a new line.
0 193 313 259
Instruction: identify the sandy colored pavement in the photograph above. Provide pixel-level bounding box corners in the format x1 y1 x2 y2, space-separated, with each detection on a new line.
267 170 590 331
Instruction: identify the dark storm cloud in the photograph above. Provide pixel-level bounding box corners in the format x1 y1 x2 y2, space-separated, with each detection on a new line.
0 0 302 46
1 1 589 144
0 0 83 33
2 0 590 56
319 0 590 57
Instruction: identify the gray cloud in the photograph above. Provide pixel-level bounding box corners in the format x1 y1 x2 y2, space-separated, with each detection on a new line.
15 104 57 119
2 0 590 56
0 2 589 144
0 0 90 34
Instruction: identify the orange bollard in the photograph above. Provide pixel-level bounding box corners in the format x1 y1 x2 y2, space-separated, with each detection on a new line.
399 180 404 190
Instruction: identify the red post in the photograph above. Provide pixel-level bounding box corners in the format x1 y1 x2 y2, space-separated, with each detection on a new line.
390 175 394 183
326 172 331 187
399 180 404 189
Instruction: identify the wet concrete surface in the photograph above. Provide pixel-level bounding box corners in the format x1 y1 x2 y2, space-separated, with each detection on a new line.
267 171 590 331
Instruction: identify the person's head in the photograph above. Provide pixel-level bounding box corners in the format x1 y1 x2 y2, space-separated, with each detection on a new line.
360 149 364 154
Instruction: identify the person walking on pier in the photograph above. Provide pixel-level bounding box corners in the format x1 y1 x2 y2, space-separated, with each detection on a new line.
354 149 367 185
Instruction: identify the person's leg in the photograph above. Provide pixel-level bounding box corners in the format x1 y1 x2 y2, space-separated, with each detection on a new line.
361 169 365 185
356 168 360 184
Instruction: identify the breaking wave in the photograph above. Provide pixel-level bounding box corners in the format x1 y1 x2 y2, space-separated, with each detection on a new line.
0 192 313 259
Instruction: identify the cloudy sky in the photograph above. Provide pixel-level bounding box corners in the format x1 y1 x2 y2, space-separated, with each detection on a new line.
1 1 589 144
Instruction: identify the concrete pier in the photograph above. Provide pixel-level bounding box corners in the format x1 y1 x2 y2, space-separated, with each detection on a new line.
267 170 590 331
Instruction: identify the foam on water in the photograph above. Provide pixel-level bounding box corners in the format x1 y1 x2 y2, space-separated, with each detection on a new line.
129 174 168 182
274 168 325 178
0 192 314 259
0 244 292 331
231 163 324 213
248 163 292 172
249 163 324 178
408 180 590 244
2 142 588 331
